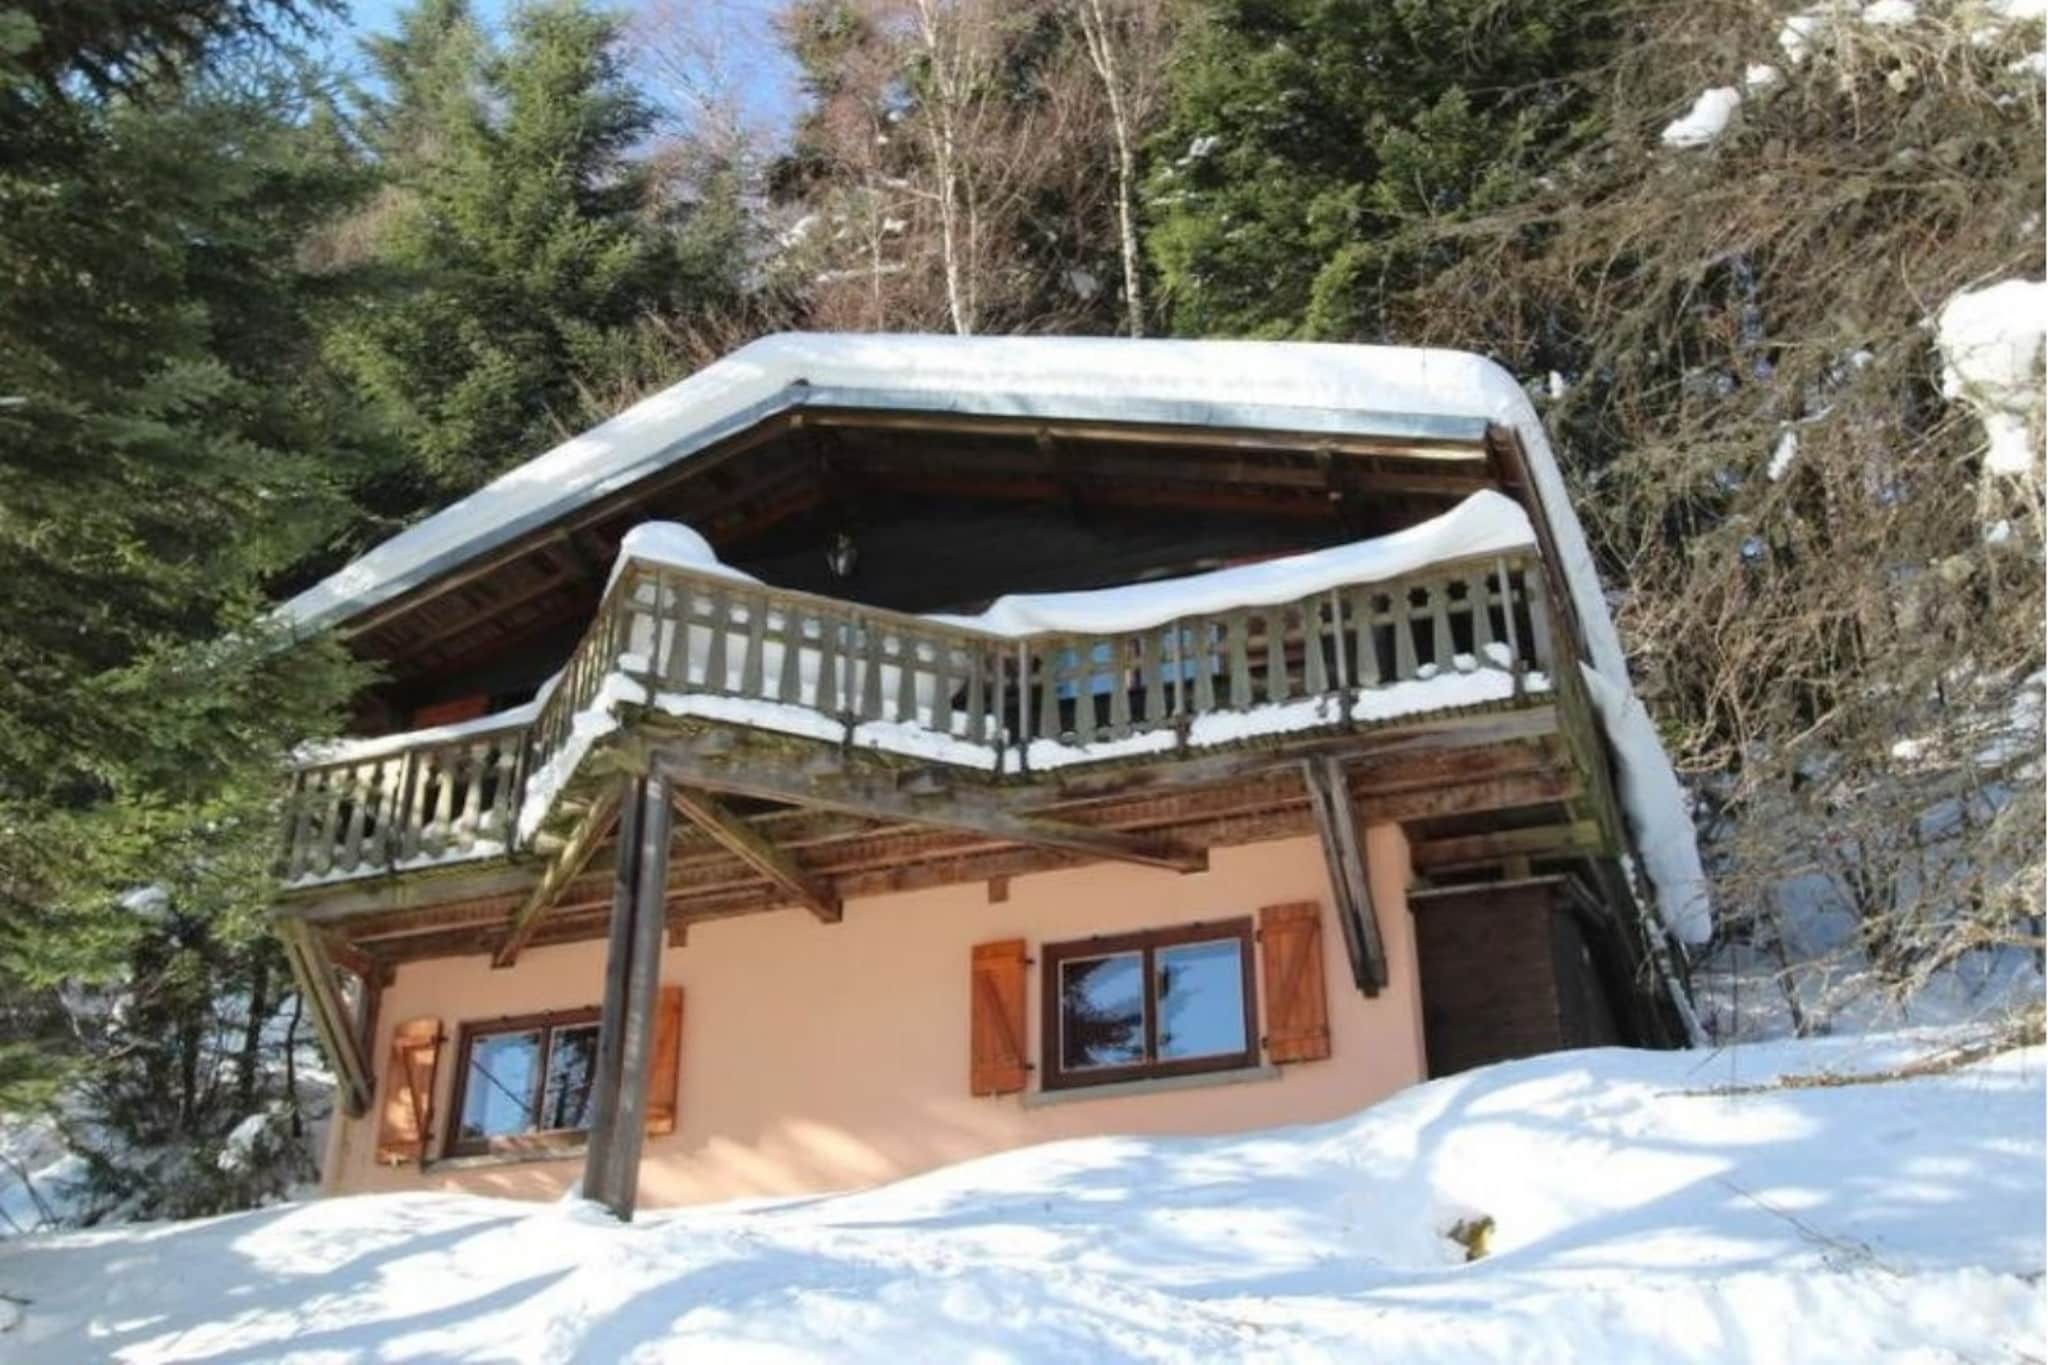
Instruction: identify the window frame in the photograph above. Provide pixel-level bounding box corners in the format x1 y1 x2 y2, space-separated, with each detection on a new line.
1039 918 1258 1092
444 1006 602 1158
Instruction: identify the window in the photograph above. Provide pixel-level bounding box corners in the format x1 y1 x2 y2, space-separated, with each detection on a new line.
446 1008 601 1156
1040 919 1257 1090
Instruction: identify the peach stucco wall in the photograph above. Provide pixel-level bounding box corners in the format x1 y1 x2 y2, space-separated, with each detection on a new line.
324 827 1423 1208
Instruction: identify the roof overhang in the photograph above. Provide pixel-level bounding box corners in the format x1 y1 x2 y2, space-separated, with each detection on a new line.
279 334 1525 640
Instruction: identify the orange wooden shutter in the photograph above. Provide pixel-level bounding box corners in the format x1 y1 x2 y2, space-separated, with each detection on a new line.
644 985 685 1137
970 939 1029 1095
1259 902 1332 1063
376 1016 443 1165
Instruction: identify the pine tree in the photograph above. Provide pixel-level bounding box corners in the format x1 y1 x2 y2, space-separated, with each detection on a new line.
0 1 372 1216
1144 0 1610 340
328 0 743 501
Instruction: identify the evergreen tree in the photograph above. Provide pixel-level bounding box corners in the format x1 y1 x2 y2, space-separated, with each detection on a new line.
0 1 371 1216
1144 0 1611 339
328 0 744 502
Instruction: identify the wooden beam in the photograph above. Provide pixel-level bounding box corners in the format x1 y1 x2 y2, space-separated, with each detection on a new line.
277 917 373 1118
801 404 1490 463
670 786 842 923
649 747 1206 875
1411 820 1603 871
1044 704 1562 801
493 785 621 968
1301 757 1388 994
1352 770 1576 824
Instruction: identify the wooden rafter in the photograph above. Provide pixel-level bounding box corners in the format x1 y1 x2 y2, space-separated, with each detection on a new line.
649 745 1206 875
669 786 843 923
277 917 372 1117
492 785 622 968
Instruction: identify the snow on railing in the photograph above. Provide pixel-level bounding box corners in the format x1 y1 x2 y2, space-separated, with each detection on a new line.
284 549 1557 889
282 719 526 887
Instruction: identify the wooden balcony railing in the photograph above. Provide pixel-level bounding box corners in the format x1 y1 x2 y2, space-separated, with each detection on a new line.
284 549 1557 888
282 721 526 885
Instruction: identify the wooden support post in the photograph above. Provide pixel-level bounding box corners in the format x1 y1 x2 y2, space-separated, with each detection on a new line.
277 917 373 1117
1302 757 1389 995
581 773 673 1222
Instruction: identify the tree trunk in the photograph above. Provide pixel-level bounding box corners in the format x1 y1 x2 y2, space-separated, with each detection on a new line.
284 989 304 1140
1113 132 1144 337
1075 0 1146 337
236 953 270 1112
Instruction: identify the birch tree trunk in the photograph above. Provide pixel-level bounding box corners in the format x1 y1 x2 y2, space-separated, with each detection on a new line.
1075 0 1146 337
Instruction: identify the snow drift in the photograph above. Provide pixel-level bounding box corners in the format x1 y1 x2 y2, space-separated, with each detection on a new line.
1 1030 2038 1362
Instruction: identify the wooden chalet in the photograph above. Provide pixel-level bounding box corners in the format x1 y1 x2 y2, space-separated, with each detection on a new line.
273 335 1698 1220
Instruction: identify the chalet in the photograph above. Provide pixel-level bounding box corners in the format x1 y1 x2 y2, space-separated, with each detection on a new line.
274 334 1708 1220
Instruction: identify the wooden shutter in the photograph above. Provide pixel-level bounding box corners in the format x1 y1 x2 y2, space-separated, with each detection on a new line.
644 985 685 1137
970 939 1029 1096
376 1016 443 1165
1259 902 1332 1063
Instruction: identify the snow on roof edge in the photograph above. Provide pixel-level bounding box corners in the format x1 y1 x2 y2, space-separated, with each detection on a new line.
276 334 1506 638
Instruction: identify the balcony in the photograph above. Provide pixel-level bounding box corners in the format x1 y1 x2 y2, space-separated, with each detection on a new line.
282 544 1561 890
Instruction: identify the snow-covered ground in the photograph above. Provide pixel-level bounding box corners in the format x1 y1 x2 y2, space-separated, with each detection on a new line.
2 1030 2039 1362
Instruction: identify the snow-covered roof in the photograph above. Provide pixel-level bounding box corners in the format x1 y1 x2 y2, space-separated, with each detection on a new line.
280 332 1712 945
278 333 1514 639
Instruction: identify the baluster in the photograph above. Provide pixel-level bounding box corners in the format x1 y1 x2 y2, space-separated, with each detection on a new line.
1193 621 1217 714
778 607 805 703
1467 571 1496 655
370 755 404 870
429 746 458 849
1430 579 1454 667
1224 611 1251 709
858 620 883 720
888 631 911 724
1393 589 1420 680
1352 589 1382 686
1038 640 1062 741
1328 590 1350 691
1265 608 1289 704
602 573 629 670
1166 623 1185 718
922 636 948 731
1140 629 1164 729
964 646 987 743
1076 639 1099 739
484 738 513 840
740 596 767 697
396 750 423 862
704 587 730 693
455 741 486 851
1496 559 1523 670
338 763 370 872
312 770 343 876
815 613 839 714
1104 636 1129 738
1304 600 1329 695
285 772 313 880
1014 641 1031 750
1525 568 1553 669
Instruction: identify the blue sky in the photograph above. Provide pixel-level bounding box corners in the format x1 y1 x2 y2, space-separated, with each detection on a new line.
325 0 799 140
